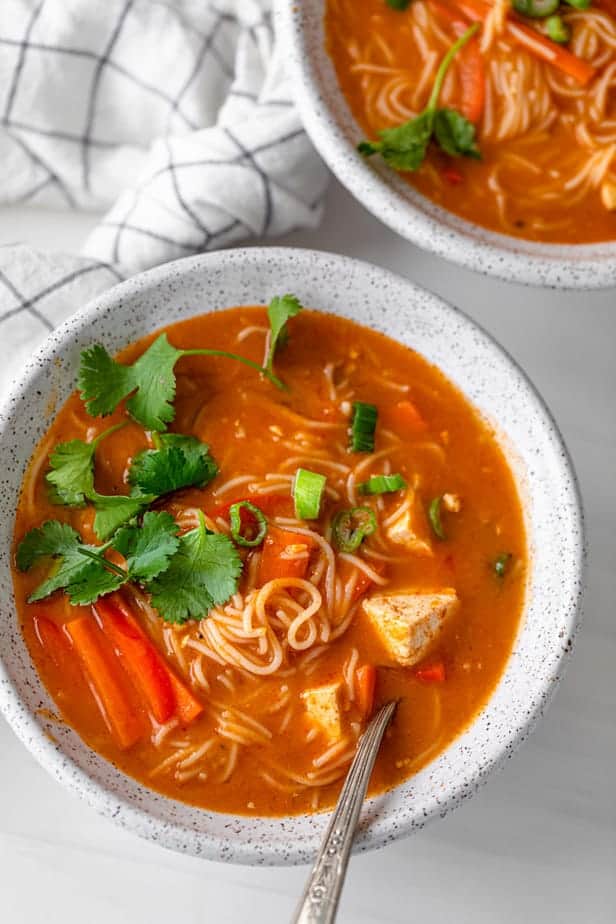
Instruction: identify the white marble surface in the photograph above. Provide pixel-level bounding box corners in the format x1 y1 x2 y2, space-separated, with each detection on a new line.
0 182 614 923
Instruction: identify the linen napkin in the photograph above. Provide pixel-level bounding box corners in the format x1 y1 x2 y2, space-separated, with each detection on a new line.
0 0 329 393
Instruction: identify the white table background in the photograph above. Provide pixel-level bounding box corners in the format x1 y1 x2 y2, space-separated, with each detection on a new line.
0 182 614 923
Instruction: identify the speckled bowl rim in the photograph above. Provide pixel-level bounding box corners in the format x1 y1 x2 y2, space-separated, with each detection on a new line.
0 247 585 865
276 0 616 289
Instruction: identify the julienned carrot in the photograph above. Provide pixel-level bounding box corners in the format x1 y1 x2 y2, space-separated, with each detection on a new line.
95 595 203 726
456 30 485 122
448 0 595 85
414 661 446 684
66 616 143 749
259 527 315 584
387 399 428 434
355 665 377 717
428 1 485 122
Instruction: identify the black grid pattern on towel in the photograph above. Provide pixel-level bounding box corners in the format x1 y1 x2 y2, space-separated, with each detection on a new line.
0 260 123 337
0 1 248 206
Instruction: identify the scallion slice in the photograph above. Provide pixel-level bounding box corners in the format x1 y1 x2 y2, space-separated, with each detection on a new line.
229 501 268 548
357 473 407 496
428 495 446 539
332 507 377 553
350 402 378 453
293 468 326 520
494 552 512 578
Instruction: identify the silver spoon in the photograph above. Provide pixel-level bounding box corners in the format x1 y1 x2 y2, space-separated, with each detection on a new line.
291 700 398 924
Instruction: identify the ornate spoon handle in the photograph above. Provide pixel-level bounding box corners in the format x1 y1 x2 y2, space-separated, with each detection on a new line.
291 700 398 924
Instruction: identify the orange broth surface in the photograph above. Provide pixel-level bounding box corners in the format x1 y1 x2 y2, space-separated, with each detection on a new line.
13 307 526 816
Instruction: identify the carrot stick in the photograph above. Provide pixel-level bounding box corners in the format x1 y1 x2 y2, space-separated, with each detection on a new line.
95 595 203 726
355 665 377 717
66 616 143 749
259 527 315 584
386 399 428 435
34 614 73 672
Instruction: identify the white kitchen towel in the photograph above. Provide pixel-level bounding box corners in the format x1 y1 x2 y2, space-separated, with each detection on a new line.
0 0 329 392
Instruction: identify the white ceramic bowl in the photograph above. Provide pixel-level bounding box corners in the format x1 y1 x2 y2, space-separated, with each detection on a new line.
277 0 616 288
0 248 584 865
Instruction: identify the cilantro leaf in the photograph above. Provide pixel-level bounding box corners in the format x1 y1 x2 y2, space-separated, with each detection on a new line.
16 521 125 604
386 0 411 7
358 24 480 172
46 423 125 507
112 511 179 581
266 295 303 376
145 511 242 624
128 434 218 496
91 492 155 541
433 109 480 160
125 334 181 431
78 334 182 431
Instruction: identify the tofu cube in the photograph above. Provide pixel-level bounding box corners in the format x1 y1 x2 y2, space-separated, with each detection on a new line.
386 495 433 555
301 681 343 742
363 590 459 667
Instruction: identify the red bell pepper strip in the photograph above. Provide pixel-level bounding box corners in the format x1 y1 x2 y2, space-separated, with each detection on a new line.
94 595 203 726
414 661 446 684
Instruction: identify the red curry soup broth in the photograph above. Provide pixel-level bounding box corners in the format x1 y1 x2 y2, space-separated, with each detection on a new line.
12 305 526 816
326 0 616 244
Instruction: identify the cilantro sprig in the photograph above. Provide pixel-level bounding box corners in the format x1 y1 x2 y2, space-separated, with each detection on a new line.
78 297 304 431
358 24 481 171
79 333 284 432
16 510 240 623
45 429 218 540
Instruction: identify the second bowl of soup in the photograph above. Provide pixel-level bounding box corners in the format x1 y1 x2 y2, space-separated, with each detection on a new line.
278 0 616 286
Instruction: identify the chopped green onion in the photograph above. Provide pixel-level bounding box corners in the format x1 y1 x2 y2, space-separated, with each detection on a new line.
428 495 446 540
562 0 590 8
293 468 326 520
229 501 268 548
546 14 570 41
358 473 407 496
494 552 512 578
512 0 559 17
332 507 377 553
386 0 411 8
350 402 378 453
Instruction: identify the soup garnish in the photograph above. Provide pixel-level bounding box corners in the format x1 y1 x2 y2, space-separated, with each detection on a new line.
13 303 526 815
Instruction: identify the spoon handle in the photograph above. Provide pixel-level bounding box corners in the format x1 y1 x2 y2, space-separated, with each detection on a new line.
291 700 398 924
